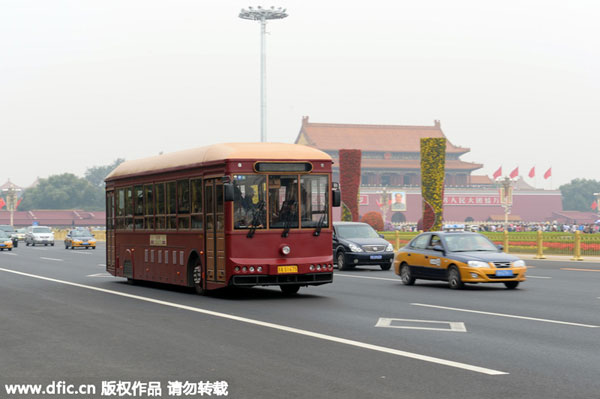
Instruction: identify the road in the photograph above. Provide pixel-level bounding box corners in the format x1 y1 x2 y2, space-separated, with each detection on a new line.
1 244 599 399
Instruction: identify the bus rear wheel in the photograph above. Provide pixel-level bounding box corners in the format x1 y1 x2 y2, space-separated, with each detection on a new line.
280 284 300 295
192 261 205 295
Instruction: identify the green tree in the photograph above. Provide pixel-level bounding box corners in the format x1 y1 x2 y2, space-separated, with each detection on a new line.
18 173 104 211
559 178 600 211
85 158 125 187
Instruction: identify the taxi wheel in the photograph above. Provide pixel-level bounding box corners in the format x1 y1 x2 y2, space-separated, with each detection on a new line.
504 281 520 289
8 248 12 251
448 267 464 290
399 263 415 285
337 251 348 271
280 284 300 295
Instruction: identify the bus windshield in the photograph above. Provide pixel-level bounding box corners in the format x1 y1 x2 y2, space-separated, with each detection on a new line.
233 174 329 230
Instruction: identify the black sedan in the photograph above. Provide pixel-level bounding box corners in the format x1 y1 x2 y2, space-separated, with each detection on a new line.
333 222 395 270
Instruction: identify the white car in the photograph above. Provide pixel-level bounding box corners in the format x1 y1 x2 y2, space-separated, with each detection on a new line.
25 226 55 246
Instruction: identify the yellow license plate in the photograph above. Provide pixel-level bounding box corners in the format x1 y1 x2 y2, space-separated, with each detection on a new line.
277 265 298 274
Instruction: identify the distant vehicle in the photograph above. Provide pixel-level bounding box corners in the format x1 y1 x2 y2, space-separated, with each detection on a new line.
0 230 14 251
0 225 18 247
394 230 527 289
332 222 395 271
15 228 27 241
64 230 96 249
25 226 55 246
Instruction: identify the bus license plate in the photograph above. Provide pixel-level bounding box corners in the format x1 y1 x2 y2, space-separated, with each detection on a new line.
278 265 298 274
496 270 514 277
370 255 382 260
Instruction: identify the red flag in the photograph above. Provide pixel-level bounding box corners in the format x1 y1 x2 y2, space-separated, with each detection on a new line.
0 198 5 210
492 167 502 179
592 201 598 210
509 167 519 179
543 167 552 179
15 198 22 210
528 167 535 178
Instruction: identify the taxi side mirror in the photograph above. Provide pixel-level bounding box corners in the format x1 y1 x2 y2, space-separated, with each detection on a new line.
496 244 504 251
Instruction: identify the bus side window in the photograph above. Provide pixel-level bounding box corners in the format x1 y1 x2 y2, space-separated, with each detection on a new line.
144 184 154 230
177 179 190 230
155 183 166 230
190 178 203 229
166 181 177 230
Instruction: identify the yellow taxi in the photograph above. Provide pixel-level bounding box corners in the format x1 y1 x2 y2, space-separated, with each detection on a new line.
394 229 526 289
64 229 96 250
0 230 14 251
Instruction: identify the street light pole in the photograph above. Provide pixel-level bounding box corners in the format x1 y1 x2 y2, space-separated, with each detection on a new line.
2 183 22 227
498 177 514 232
239 6 288 142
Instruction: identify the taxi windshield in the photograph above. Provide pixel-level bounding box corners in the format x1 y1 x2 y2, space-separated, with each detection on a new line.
336 224 379 239
445 234 498 252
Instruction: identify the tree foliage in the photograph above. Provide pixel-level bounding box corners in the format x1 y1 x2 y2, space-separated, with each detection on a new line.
361 211 384 231
85 158 125 187
559 178 600 212
18 173 104 211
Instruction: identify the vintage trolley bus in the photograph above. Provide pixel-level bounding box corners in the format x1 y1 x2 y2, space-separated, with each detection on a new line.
105 143 340 294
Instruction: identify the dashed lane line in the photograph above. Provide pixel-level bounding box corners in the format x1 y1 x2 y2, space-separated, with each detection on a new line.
560 268 600 273
411 303 599 328
335 274 399 282
0 267 508 376
39 257 63 262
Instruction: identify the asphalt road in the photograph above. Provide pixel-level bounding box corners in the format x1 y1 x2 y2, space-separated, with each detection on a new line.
1 244 599 399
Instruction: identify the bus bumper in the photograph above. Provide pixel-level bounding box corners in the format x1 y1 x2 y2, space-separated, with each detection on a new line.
230 272 333 287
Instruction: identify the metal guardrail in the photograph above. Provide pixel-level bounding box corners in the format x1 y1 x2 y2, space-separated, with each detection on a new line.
381 230 600 261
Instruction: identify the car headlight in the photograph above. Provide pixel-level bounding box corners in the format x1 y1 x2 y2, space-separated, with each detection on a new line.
468 261 489 268
513 260 526 268
386 243 394 252
348 243 363 253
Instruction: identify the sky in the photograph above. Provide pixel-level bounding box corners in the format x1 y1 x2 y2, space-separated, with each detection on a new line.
1 0 598 191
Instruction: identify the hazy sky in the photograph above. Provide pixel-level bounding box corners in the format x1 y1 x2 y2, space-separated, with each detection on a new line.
1 0 598 190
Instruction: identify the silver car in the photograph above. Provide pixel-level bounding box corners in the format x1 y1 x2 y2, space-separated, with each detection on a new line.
25 226 55 246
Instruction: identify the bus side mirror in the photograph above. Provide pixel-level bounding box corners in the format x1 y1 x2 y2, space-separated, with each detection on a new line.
332 182 341 207
224 183 235 202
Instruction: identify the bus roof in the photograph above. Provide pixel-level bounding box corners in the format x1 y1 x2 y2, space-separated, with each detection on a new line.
105 142 332 181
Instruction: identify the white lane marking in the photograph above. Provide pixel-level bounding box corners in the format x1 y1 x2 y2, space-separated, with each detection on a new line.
70 251 92 255
40 257 63 262
1 253 18 256
335 274 399 282
87 273 113 278
97 264 106 267
375 318 467 332
526 275 552 279
412 303 599 328
0 267 507 376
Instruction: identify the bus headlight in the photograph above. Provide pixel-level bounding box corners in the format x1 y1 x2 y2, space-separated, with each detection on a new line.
281 245 291 255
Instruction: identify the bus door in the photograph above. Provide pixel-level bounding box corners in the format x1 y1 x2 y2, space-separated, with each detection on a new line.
106 190 116 275
204 179 226 283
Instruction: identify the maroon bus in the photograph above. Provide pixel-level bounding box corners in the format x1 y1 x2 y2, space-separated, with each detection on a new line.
104 143 340 294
